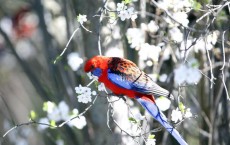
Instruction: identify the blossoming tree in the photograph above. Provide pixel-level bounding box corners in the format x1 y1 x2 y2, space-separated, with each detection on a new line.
0 0 229 145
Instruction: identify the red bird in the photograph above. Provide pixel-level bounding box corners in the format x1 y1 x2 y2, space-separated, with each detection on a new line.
84 55 188 145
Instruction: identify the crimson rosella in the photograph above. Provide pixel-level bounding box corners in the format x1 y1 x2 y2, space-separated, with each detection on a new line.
84 55 188 145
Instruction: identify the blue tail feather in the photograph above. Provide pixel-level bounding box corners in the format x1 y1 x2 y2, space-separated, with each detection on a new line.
136 97 188 145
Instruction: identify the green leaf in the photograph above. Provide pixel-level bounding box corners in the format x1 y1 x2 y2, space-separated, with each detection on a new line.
50 120 56 128
123 0 132 4
29 110 36 120
190 0 202 11
148 134 155 139
179 102 185 113
191 62 199 68
128 117 137 123
109 12 116 18
94 81 99 87
43 102 48 112
53 55 62 64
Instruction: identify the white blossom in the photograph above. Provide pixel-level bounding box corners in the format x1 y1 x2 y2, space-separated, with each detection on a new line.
75 84 97 103
45 101 70 121
207 31 219 45
186 67 202 84
184 108 193 118
146 139 156 145
45 101 56 113
174 65 188 84
68 116 87 129
147 20 159 33
126 28 145 48
77 14 87 24
105 47 124 57
131 13 138 21
118 10 129 21
117 2 137 21
77 89 90 101
75 84 85 94
156 97 171 111
98 83 106 91
77 94 92 103
138 43 161 62
72 108 79 115
92 91 97 95
48 107 61 121
158 0 192 12
173 12 189 26
58 101 70 120
194 31 219 52
169 27 183 42
127 7 137 21
38 118 49 131
162 46 171 60
116 2 126 11
171 108 183 123
174 61 202 85
39 101 88 131
67 52 83 71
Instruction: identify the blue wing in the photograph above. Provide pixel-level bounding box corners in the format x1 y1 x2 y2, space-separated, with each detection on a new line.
136 97 188 145
107 57 171 98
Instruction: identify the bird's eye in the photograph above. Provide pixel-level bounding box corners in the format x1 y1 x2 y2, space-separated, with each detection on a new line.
90 65 95 70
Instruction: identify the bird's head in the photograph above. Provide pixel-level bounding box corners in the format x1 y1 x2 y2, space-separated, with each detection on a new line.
84 55 109 77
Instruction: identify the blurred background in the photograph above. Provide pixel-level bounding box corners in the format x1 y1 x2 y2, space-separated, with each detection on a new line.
0 0 229 145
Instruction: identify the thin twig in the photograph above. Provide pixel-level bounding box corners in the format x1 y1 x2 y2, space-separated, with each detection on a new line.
2 95 98 138
86 79 96 87
2 120 55 138
151 0 205 33
220 29 230 100
80 24 93 33
54 27 80 64
58 95 98 127
205 39 216 88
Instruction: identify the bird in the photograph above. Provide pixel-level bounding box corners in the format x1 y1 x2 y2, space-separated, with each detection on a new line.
84 55 188 145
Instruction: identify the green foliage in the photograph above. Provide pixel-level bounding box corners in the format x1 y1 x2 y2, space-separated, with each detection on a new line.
30 110 37 120
148 134 155 139
109 12 117 19
43 102 49 112
190 0 202 11
128 117 138 123
179 102 185 113
53 55 62 64
123 0 132 4
50 120 56 128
